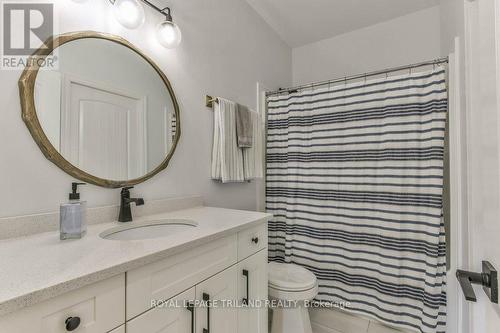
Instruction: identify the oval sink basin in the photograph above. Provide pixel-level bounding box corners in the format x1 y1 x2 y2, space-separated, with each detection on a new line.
100 219 198 241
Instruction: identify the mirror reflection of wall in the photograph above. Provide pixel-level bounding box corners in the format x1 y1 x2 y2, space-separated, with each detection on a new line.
35 38 176 181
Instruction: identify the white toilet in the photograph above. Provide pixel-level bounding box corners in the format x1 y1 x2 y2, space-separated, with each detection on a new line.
268 262 318 333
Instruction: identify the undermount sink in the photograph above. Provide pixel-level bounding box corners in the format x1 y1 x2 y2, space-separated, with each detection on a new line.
100 219 198 241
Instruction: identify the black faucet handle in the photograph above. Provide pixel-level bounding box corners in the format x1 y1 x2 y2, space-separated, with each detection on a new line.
126 198 145 206
121 186 134 194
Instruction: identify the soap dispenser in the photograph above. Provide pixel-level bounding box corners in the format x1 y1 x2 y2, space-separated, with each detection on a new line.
60 182 87 240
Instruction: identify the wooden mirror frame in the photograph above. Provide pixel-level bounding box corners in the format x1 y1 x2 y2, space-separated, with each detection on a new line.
18 31 181 188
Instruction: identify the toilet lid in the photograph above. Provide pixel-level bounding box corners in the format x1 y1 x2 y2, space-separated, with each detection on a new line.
268 262 317 291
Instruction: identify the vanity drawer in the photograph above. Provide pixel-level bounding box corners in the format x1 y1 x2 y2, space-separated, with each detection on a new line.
126 235 237 320
0 274 125 333
238 223 267 260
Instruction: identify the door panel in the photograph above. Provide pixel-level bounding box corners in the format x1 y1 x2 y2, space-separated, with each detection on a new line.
78 99 129 179
465 0 500 331
195 266 238 333
62 80 146 180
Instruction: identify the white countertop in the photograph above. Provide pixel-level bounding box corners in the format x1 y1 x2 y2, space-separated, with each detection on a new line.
0 206 271 316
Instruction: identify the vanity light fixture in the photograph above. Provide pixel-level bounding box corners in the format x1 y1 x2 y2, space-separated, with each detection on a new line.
109 0 182 48
112 0 145 29
156 7 182 49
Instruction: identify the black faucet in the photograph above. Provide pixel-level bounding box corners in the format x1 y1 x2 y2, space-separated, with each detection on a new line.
118 187 145 222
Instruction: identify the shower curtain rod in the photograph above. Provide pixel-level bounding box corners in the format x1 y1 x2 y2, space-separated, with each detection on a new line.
266 56 449 97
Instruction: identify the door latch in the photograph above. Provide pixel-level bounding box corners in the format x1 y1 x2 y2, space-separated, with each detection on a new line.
456 261 498 303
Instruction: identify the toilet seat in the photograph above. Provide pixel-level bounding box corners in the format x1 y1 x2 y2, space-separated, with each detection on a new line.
269 262 317 291
268 262 318 333
268 263 318 301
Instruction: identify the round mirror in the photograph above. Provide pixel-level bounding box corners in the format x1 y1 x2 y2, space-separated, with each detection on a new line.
19 32 180 188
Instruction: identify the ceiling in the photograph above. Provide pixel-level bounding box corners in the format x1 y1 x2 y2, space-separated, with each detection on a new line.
245 0 439 48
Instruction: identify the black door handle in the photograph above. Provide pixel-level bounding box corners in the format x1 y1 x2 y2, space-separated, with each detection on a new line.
65 316 81 331
457 270 479 302
203 293 210 333
242 269 249 305
187 302 194 333
456 261 498 303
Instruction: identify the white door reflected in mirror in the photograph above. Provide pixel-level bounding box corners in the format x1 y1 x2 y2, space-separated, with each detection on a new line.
34 37 177 182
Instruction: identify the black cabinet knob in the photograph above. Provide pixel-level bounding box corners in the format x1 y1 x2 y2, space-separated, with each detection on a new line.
252 237 259 244
65 316 81 331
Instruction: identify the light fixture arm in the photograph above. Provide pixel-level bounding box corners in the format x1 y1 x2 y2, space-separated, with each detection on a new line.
108 0 173 20
160 7 173 22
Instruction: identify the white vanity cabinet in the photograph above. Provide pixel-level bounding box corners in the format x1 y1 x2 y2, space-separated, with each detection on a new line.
0 221 268 333
125 223 268 333
126 267 241 333
126 250 267 333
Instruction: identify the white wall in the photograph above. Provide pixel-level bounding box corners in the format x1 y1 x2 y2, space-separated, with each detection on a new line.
0 0 291 218
292 6 442 85
440 0 466 57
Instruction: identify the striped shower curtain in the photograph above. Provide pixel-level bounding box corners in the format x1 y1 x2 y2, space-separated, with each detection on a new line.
266 69 447 333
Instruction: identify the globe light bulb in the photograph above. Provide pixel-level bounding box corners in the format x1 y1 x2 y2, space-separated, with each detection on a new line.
113 0 145 29
156 20 182 49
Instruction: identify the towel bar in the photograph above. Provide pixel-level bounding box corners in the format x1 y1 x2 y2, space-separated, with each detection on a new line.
206 95 218 108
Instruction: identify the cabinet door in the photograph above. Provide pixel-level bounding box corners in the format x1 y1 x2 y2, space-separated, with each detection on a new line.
237 250 268 333
127 287 195 333
195 266 238 333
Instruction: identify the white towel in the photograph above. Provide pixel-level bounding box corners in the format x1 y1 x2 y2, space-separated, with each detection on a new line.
243 109 264 180
211 98 245 183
